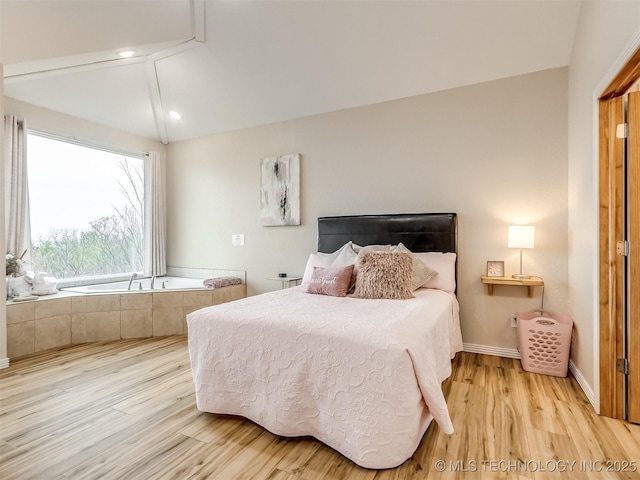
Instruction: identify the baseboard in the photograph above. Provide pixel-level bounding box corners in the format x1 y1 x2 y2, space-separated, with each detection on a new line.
463 343 520 359
0 357 9 369
463 343 596 410
568 359 596 409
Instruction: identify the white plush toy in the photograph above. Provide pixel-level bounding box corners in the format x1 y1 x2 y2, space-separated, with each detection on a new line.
30 272 58 296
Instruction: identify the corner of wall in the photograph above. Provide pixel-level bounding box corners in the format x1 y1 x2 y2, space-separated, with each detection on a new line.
1 62 9 367
569 359 597 411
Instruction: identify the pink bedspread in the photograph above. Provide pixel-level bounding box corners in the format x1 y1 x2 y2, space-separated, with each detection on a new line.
187 287 463 469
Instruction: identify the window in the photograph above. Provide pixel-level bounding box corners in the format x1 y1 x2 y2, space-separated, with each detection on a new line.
27 133 144 280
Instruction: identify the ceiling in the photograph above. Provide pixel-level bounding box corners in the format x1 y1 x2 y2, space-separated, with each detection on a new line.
1 0 582 144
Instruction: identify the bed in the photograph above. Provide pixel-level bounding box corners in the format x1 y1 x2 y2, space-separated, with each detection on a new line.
187 213 462 469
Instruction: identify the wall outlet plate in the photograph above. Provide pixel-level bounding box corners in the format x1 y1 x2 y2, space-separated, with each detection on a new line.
510 314 518 328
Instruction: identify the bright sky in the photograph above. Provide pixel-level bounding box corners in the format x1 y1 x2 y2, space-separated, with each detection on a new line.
27 134 144 241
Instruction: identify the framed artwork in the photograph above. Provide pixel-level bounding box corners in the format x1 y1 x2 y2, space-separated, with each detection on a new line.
260 154 301 226
486 261 505 277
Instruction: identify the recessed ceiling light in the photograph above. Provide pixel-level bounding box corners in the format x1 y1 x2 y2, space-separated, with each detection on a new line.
119 50 135 58
168 111 182 120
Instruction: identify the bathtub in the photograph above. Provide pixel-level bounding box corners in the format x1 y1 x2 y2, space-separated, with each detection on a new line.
7 273 247 358
62 276 208 294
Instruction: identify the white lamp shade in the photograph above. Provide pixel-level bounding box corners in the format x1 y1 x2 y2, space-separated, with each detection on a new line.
508 226 535 249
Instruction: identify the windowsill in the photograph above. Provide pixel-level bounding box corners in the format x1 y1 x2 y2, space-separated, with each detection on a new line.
7 272 145 305
55 272 144 289
6 289 81 304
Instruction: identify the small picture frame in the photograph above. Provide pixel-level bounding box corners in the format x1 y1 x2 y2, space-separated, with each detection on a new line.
486 261 505 277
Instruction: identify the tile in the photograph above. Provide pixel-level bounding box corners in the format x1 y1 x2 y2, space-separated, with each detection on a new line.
153 291 184 308
71 314 87 344
121 309 152 339
121 293 152 310
152 307 184 336
7 302 35 324
212 284 247 305
183 306 209 334
35 315 71 352
85 311 121 342
71 296 87 313
7 321 35 358
183 290 213 307
34 298 72 320
86 295 120 313
184 305 208 317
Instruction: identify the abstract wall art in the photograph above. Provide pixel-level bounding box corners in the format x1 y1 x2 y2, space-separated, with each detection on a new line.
260 153 300 226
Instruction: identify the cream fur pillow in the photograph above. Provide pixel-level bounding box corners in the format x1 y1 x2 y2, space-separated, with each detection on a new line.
352 252 414 300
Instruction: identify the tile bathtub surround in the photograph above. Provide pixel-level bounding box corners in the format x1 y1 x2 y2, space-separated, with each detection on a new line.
7 301 35 324
121 293 152 310
84 311 121 342
166 266 246 283
121 310 153 339
35 297 71 319
183 290 213 307
7 321 35 358
6 283 247 359
35 315 71 352
152 307 184 336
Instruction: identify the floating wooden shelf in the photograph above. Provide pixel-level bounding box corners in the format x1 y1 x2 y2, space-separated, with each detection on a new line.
481 275 544 298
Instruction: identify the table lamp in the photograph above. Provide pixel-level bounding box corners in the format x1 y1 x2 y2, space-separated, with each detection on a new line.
508 225 535 279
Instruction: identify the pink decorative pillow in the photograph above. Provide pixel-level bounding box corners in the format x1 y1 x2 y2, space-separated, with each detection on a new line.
305 265 355 297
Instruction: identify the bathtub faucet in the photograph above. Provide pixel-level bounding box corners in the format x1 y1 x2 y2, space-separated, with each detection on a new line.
150 276 156 289
127 272 138 291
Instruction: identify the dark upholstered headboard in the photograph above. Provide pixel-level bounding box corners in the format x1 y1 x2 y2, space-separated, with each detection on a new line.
317 213 457 254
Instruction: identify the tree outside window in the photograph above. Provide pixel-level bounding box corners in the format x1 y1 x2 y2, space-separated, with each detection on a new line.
27 134 144 280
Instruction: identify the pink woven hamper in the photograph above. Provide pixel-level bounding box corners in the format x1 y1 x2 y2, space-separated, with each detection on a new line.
516 310 573 377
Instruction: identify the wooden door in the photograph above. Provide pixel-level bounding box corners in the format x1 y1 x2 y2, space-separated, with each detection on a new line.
598 46 640 421
628 90 640 423
599 96 625 419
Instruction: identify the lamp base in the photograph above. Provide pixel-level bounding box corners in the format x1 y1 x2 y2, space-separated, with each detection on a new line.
512 273 531 280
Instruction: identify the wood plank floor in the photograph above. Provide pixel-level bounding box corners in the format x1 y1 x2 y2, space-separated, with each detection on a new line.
1 336 638 479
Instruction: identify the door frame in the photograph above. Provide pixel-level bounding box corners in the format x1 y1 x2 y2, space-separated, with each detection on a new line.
598 45 640 419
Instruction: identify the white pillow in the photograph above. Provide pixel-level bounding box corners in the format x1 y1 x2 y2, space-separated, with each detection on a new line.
301 253 333 286
331 242 359 268
350 243 391 254
414 252 457 292
301 242 359 287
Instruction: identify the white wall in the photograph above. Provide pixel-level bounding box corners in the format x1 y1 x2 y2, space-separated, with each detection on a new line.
166 68 569 352
1 0 7 364
567 1 640 406
1 63 7 367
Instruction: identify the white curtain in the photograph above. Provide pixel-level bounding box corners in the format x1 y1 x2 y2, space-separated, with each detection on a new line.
143 151 166 276
4 115 31 262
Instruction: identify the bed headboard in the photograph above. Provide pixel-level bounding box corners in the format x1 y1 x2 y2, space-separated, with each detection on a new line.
317 213 457 254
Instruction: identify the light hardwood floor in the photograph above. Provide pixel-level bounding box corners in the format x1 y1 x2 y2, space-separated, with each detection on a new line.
1 336 638 479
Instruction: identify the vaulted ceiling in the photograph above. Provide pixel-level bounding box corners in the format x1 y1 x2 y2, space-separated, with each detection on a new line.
1 0 582 144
